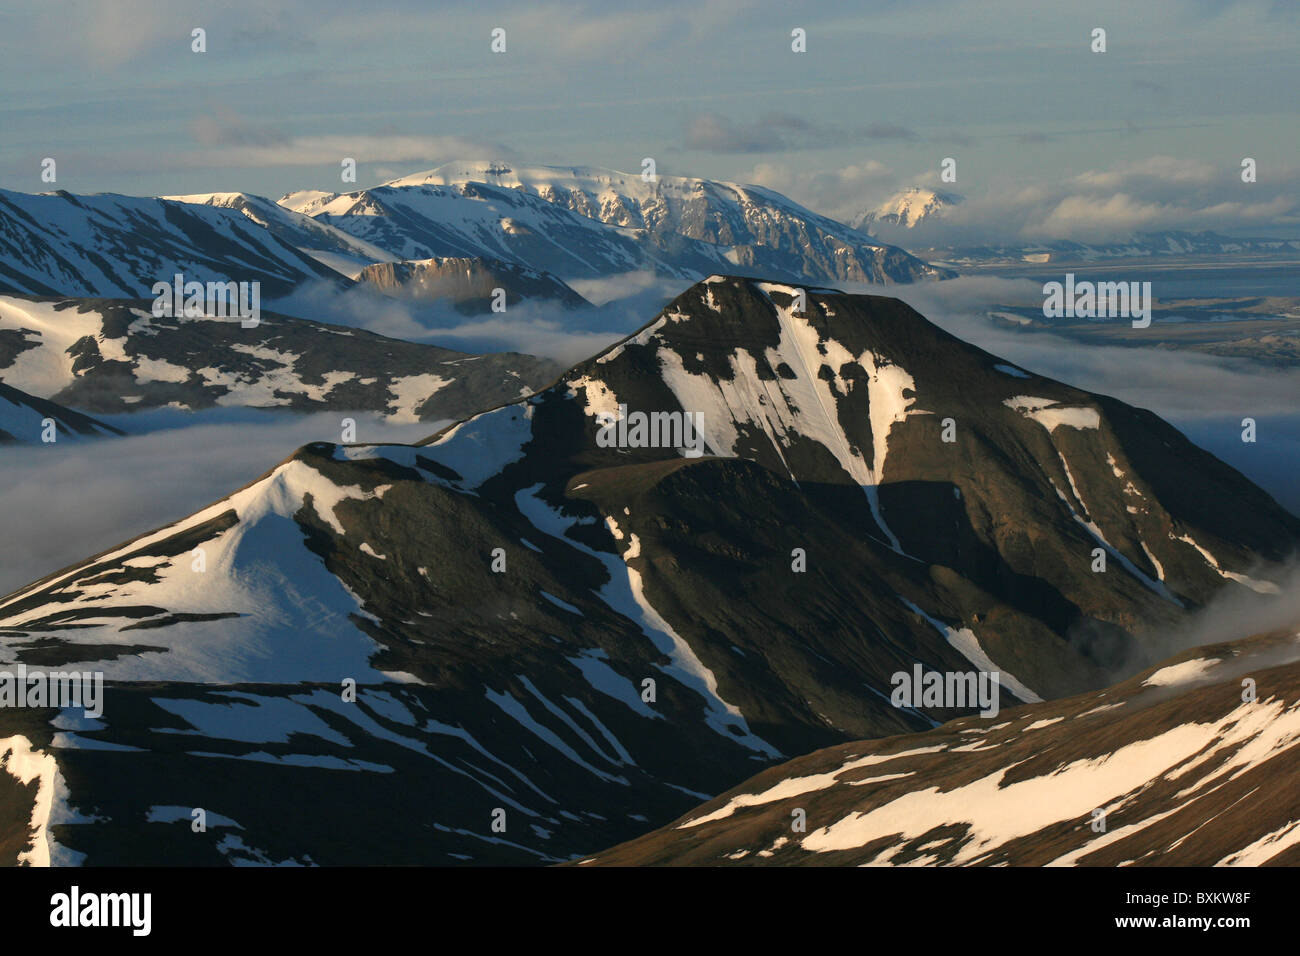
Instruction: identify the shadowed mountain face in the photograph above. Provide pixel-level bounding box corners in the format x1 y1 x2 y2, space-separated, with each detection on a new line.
0 276 1293 866
577 628 1300 867
0 295 560 421
0 381 121 443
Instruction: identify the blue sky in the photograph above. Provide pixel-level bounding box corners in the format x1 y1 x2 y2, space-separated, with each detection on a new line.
1 0 1297 238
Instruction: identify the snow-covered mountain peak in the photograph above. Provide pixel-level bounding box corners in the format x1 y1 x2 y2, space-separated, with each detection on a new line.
274 163 951 284
857 186 963 230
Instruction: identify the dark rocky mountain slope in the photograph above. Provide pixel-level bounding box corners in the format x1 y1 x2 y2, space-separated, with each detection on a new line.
579 626 1300 866
0 381 121 443
1 276 1292 866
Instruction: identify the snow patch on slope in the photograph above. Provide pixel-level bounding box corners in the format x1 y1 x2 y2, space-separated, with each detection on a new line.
1172 533 1280 594
1142 658 1221 688
795 697 1300 865
898 598 1042 703
513 485 777 757
0 735 83 866
1004 396 1100 432
0 459 396 683
422 402 535 489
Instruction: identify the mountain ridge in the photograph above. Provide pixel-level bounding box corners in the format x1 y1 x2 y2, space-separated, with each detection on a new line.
575 623 1300 866
0 293 560 421
280 161 953 285
1 275 1294 866
0 189 349 300
0 380 122 443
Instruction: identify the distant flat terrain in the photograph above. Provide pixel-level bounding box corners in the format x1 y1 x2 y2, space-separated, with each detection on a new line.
988 292 1300 366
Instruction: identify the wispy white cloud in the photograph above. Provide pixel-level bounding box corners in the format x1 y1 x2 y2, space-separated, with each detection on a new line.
184 127 513 171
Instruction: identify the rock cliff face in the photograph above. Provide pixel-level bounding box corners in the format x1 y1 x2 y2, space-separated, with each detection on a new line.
357 256 591 313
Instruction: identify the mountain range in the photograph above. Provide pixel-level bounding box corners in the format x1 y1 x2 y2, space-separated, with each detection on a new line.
0 294 559 422
0 167 958 436
0 189 348 300
2 276 1293 866
371 161 953 283
1 153 1296 870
